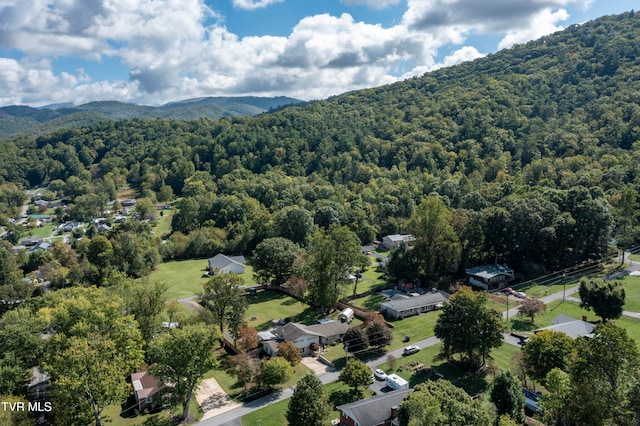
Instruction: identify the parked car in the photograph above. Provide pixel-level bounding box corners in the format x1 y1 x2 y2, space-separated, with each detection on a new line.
514 291 527 299
403 345 420 356
374 369 387 380
502 287 515 295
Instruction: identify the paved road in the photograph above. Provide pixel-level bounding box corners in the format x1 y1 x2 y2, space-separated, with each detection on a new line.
201 256 640 426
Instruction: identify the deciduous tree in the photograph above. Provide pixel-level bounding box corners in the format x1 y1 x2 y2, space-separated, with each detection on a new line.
201 273 247 336
277 341 303 366
252 237 302 286
339 358 372 392
490 370 526 424
398 380 490 426
261 356 293 389
149 324 219 421
578 277 625 323
522 330 574 385
517 297 546 323
434 286 505 370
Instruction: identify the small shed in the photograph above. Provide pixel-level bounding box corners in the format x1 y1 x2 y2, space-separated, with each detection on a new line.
338 308 354 323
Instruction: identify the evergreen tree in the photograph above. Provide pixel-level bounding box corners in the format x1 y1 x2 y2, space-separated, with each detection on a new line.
286 373 330 426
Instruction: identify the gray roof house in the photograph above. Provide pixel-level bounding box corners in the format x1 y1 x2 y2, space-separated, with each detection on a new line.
535 315 596 339
207 253 246 274
266 321 350 356
380 291 449 319
337 389 412 426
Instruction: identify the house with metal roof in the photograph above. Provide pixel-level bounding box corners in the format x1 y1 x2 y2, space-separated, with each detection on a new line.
534 315 595 339
465 264 515 290
380 291 449 319
337 389 412 426
207 253 246 274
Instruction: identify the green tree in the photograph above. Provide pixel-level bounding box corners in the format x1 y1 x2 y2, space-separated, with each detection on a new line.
225 353 255 391
123 280 167 345
539 368 572 426
299 225 364 315
0 394 32 426
366 318 393 350
261 356 293 389
490 370 526 424
135 197 157 220
569 323 640 426
385 242 419 282
522 330 574 385
201 273 247 336
277 341 303 366
149 324 219 421
398 380 490 426
286 373 331 426
434 286 505 370
39 287 145 426
273 206 315 247
409 196 462 283
252 237 302 286
339 358 372 393
343 328 368 354
578 277 625 323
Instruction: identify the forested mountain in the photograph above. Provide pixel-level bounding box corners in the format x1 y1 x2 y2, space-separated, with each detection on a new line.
2 11 640 280
0 96 302 139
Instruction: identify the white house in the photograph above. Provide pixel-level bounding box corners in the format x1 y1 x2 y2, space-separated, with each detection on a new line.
207 253 246 274
265 321 350 356
381 234 415 249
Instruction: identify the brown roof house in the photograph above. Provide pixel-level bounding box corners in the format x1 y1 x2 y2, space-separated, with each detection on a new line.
131 369 173 413
337 388 412 426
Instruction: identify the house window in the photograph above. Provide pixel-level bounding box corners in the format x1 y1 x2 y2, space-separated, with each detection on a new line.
145 396 153 404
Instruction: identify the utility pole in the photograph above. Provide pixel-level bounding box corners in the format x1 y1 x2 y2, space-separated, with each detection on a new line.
506 293 509 324
562 273 566 301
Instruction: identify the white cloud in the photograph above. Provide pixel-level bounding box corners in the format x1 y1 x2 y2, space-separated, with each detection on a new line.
442 46 485 67
0 0 601 106
498 8 570 49
341 0 401 9
232 0 284 10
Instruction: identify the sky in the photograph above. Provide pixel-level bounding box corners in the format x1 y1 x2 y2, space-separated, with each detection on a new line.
0 0 636 107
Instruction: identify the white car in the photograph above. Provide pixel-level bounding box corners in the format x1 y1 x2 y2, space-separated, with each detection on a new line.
403 345 420 356
374 369 387 380
514 291 527 299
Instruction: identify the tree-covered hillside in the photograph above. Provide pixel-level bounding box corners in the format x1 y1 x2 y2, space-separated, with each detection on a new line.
2 11 640 280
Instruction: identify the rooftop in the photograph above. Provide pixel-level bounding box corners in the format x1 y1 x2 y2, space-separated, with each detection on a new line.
337 389 412 426
465 264 514 279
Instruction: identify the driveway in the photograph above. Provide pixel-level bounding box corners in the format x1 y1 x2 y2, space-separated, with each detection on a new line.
301 356 336 375
196 378 241 421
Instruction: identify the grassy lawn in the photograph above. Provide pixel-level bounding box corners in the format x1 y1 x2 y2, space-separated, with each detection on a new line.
148 259 256 300
100 397 203 425
26 222 56 238
620 275 640 313
151 210 174 236
149 259 210 299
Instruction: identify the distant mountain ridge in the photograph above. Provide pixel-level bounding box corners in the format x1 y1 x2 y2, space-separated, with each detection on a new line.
0 96 303 140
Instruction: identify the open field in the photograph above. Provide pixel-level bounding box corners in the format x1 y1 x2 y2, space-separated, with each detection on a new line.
148 259 255 300
151 210 174 236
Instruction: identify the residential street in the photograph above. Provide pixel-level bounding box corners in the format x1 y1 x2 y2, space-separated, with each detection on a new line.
200 257 640 426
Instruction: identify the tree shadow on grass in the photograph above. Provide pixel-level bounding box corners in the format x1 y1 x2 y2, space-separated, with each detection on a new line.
361 294 387 311
510 318 537 331
329 389 362 408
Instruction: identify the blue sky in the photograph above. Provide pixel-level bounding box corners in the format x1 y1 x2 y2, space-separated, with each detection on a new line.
0 0 636 107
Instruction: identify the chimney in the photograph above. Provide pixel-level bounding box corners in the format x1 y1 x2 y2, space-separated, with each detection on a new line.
391 405 399 419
